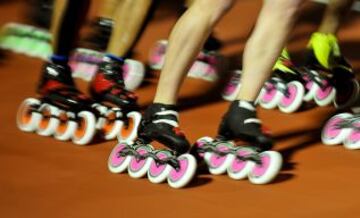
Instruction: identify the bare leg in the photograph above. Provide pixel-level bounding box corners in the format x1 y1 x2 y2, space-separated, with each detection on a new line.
318 0 355 34
153 0 233 105
98 0 122 19
107 0 153 57
237 0 303 101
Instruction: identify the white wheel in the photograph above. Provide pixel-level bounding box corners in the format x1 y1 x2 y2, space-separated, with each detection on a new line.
204 142 235 175
148 150 173 184
108 143 132 173
278 81 305 113
102 108 122 140
321 113 353 145
148 40 168 70
303 70 319 102
259 81 284 109
71 111 96 145
167 154 197 189
314 81 336 106
36 104 60 136
128 145 153 179
343 119 360 150
117 111 142 143
54 111 77 141
16 98 41 132
227 147 255 180
123 59 145 91
248 151 283 185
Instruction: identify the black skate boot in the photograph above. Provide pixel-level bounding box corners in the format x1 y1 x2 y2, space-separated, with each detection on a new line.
218 100 273 151
138 103 190 155
17 62 99 145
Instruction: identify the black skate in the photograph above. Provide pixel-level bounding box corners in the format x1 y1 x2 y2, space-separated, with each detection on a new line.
107 103 197 188
192 101 282 185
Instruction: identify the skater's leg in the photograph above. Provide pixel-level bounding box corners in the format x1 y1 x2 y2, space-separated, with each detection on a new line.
219 0 304 151
107 0 155 57
99 0 122 19
318 0 355 34
154 0 234 105
50 0 90 57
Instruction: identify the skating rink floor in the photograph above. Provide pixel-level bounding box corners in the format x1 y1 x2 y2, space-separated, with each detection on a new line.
1 1 360 217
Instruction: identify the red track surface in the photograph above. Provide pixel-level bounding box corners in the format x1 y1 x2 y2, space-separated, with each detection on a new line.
1 1 360 217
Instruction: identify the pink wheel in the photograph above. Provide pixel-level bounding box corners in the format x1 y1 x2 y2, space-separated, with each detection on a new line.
167 154 197 189
148 40 167 70
321 113 353 145
227 147 254 180
248 151 283 185
259 80 283 109
148 150 173 184
314 79 336 106
204 142 235 175
128 145 153 178
278 81 305 113
194 136 214 158
344 120 360 150
107 143 132 173
302 70 319 102
222 70 242 101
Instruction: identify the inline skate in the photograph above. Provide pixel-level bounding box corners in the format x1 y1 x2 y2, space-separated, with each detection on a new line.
107 103 197 188
191 101 283 184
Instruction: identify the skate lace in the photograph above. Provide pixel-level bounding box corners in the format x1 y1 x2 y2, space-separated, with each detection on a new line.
197 140 263 165
117 141 182 171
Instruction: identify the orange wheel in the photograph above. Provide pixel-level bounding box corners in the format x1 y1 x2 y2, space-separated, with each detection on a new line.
16 98 41 132
72 111 96 145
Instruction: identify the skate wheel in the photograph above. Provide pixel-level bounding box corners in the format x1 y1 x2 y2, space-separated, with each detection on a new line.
344 120 360 150
148 150 173 184
128 145 154 179
321 113 353 145
314 80 336 106
123 59 145 91
248 151 283 185
72 111 96 145
278 81 305 113
167 154 197 189
222 70 242 101
108 143 132 173
259 82 283 109
148 40 167 70
16 98 41 132
227 147 254 180
54 111 77 141
194 136 214 158
118 111 142 143
102 109 122 140
36 104 60 136
204 142 235 175
334 80 360 110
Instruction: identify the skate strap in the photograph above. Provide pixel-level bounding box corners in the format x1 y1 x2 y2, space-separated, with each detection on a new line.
244 118 261 125
152 110 179 127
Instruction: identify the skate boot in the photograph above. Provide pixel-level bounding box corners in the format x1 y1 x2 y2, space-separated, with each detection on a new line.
148 36 222 82
16 62 99 145
89 55 142 142
0 22 52 59
69 49 145 91
107 103 197 188
305 32 358 108
192 101 282 185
